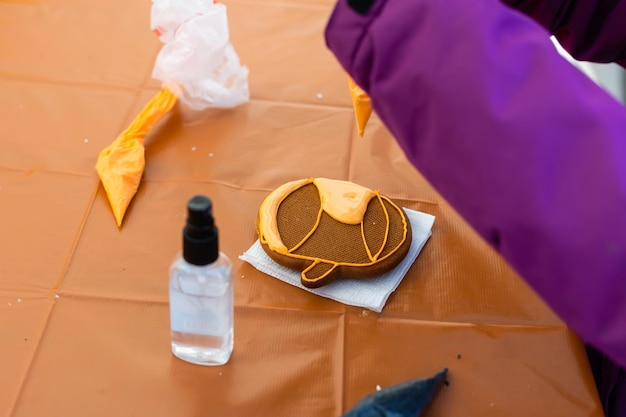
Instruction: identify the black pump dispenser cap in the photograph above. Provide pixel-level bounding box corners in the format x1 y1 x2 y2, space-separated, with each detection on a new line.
183 195 219 266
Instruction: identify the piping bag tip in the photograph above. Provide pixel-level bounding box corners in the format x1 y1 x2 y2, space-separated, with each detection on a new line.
95 87 178 227
96 141 144 228
347 75 372 137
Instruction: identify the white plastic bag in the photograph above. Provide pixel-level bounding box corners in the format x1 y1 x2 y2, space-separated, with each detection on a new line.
151 0 249 110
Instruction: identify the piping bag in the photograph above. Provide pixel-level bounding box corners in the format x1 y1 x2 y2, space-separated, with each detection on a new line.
348 75 372 137
96 0 249 227
342 368 448 417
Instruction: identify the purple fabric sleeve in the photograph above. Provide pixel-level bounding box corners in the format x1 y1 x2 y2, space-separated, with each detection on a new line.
325 0 626 373
504 0 626 66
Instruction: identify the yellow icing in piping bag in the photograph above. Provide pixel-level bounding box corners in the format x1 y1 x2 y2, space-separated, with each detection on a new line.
95 87 177 227
347 75 372 137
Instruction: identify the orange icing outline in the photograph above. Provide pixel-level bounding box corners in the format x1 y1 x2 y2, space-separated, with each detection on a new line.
295 194 407 285
361 193 390 262
258 178 312 254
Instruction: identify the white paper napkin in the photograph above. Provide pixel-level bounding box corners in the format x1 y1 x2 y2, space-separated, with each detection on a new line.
239 209 435 313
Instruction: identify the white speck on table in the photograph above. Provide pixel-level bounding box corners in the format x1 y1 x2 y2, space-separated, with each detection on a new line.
191 146 197 151
316 93 324 99
208 153 214 157
83 138 89 143
376 385 381 391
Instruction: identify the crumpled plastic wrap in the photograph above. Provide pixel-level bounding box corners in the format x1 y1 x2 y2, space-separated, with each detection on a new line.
151 0 249 110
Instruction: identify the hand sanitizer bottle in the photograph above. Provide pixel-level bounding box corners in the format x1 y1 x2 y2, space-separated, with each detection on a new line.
169 195 234 366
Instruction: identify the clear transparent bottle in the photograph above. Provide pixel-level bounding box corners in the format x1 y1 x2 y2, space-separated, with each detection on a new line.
169 196 234 366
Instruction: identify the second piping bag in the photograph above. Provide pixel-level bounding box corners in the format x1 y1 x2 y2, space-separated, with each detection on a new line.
96 0 249 227
348 75 372 137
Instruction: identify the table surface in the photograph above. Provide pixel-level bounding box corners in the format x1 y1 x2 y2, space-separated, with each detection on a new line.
0 0 603 416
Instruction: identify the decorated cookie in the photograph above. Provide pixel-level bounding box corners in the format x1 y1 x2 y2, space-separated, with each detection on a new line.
256 178 412 288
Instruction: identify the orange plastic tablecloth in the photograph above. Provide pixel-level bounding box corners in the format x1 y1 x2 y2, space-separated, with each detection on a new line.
0 0 603 416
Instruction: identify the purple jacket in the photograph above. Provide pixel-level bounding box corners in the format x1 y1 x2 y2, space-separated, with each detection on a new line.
325 0 626 415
